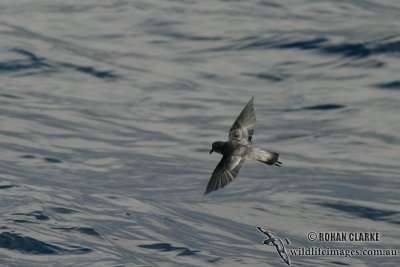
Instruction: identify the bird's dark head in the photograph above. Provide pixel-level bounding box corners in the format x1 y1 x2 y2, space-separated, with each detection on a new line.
210 141 224 154
263 239 272 245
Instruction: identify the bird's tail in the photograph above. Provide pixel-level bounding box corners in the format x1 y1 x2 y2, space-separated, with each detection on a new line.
254 148 282 166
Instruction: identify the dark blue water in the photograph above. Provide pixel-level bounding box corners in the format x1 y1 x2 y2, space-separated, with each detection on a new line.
1 1 399 266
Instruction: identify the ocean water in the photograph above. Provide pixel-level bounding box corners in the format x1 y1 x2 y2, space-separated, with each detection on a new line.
1 0 400 266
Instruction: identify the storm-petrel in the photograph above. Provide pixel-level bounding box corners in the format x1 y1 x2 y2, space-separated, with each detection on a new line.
205 97 281 194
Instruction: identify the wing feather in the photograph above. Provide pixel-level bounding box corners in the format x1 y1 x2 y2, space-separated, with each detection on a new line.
204 156 246 194
229 97 256 144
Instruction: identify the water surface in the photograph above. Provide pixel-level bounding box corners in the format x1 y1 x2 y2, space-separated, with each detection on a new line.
1 0 400 266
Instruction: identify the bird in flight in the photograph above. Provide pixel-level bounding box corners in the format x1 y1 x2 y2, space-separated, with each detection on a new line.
257 226 291 266
205 97 281 195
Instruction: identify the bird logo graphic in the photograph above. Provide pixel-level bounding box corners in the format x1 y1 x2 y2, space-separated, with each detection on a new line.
257 226 291 266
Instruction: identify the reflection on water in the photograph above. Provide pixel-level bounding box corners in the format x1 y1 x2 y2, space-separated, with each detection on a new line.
0 0 400 266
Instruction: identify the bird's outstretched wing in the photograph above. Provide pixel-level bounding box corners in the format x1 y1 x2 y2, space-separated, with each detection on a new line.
257 227 291 266
278 250 291 267
204 156 246 195
229 96 256 144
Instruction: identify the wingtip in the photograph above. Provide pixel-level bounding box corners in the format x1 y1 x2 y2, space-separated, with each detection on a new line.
257 226 267 233
204 188 212 195
244 96 254 105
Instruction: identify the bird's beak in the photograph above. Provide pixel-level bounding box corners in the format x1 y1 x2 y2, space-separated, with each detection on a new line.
209 149 213 154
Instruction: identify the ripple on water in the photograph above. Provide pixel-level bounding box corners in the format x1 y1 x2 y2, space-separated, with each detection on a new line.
318 202 400 225
242 72 283 82
330 260 352 266
0 48 119 79
207 35 400 62
0 182 15 190
43 157 63 164
20 155 63 164
302 104 345 110
21 155 36 159
139 243 200 256
0 232 92 255
12 211 50 221
49 207 78 214
52 227 101 238
0 94 23 99
375 80 400 90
